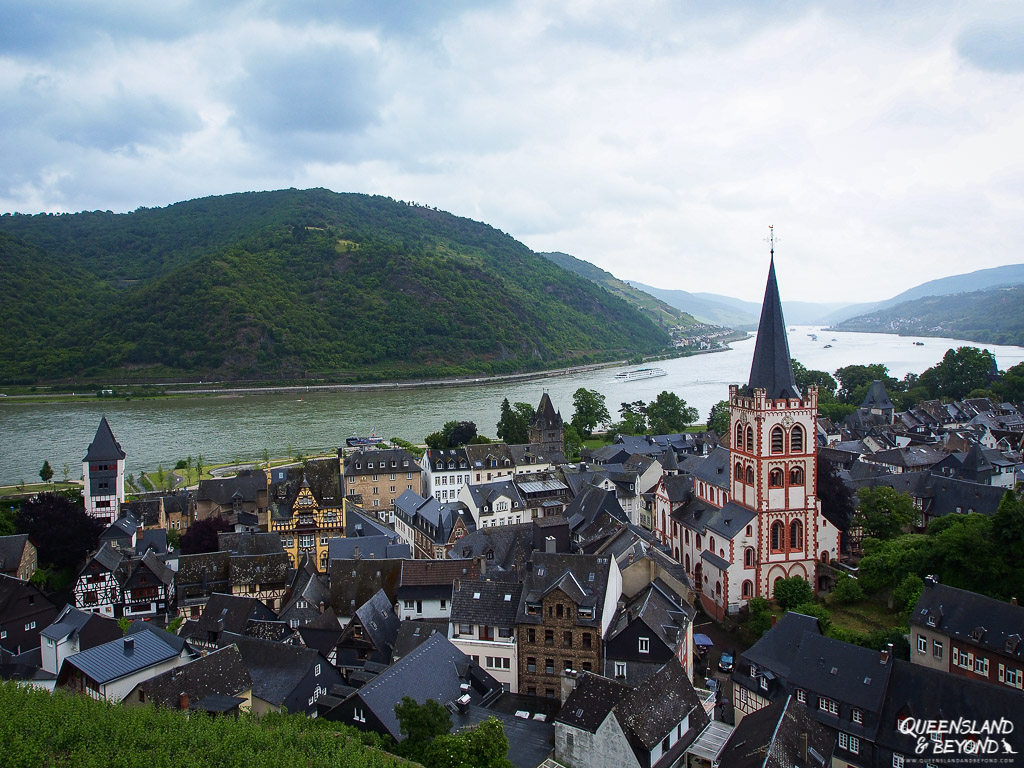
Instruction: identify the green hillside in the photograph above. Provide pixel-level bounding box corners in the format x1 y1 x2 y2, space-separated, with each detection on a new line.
0 190 671 384
831 285 1024 346
538 251 710 332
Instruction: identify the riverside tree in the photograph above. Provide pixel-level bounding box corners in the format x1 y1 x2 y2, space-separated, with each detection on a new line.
571 388 609 437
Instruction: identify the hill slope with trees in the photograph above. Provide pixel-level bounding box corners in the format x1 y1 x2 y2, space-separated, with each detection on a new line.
830 285 1024 346
0 190 671 384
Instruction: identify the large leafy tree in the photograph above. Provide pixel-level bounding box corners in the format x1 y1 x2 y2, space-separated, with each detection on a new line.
706 399 730 436
15 492 104 570
563 423 584 461
854 486 917 541
617 401 647 435
646 390 698 434
834 363 900 404
791 358 838 398
495 399 534 444
421 717 514 768
817 459 855 543
425 421 479 449
917 346 995 400
773 576 813 610
571 388 610 437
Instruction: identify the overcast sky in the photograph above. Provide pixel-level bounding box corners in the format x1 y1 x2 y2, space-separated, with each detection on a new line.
3 1 1023 302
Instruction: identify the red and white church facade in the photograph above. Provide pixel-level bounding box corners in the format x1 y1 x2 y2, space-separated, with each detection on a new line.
655 254 840 620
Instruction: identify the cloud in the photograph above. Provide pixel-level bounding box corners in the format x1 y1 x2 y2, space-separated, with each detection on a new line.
957 19 1024 73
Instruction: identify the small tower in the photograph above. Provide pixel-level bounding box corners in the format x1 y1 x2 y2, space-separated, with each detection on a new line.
728 232 839 602
529 392 564 455
83 416 126 524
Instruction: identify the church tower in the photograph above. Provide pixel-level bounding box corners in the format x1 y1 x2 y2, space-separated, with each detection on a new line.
728 237 839 600
529 392 564 456
82 416 126 524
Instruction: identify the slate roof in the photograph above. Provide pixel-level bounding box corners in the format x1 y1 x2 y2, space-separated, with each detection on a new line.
861 380 895 411
563 483 627 532
745 258 799 400
100 513 138 543
329 559 403 617
661 474 693 505
605 582 693 652
692 447 732 489
83 416 125 462
135 550 174 586
228 552 290 588
346 507 398 539
517 552 613 628
327 535 410 561
446 521 535 574
401 559 480 588
616 661 709 751
63 624 186 685
184 593 278 643
344 632 501 740
740 612 822 681
218 532 283 556
343 448 419 477
531 392 562 429
719 696 834 768
463 442 515 470
450 580 523 626
453 702 555 768
465 479 526 514
393 619 449 659
197 470 267 506
910 577 1024 660
787 632 892 714
0 535 31 576
353 589 401 659
225 633 327 707
133 644 252 709
556 671 630 732
701 549 732 572
41 605 121 647
705 501 757 541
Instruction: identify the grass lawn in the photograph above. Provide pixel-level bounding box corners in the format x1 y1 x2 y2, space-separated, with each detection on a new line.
826 597 903 634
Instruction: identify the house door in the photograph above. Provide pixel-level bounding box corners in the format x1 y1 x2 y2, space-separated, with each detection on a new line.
480 626 494 641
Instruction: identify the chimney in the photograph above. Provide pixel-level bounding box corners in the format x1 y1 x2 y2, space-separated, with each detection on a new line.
545 536 556 554
123 636 135 654
880 643 893 665
1012 597 1019 606
179 692 189 711
456 693 471 714
353 546 360 559
800 733 809 764
770 614 778 627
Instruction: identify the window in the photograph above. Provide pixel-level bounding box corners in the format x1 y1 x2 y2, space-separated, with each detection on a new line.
639 637 650 653
796 689 806 704
917 635 927 654
975 657 989 676
769 468 783 487
771 521 784 551
527 657 536 673
614 661 626 677
933 640 943 659
852 709 863 724
372 475 378 482
545 630 554 646
390 474 395 481
459 623 472 635
315 664 321 676
818 697 838 715
744 547 755 568
789 466 804 485
790 425 804 453
771 426 784 454
745 466 754 484
742 580 754 599
545 659 555 675
735 462 744 483
893 754 905 768
735 423 744 447
353 707 365 723
739 687 748 704
789 520 803 550
404 600 414 609
746 426 754 451
25 621 36 630
582 632 592 649
563 630 572 648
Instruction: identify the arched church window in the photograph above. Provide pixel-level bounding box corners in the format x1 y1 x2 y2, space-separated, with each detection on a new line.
742 580 754 599
790 520 803 550
790 425 804 453
771 521 784 551
789 466 804 485
735 462 744 483
736 422 744 447
744 547 755 568
771 426 784 454
745 426 754 451
769 468 783 487
745 466 754 484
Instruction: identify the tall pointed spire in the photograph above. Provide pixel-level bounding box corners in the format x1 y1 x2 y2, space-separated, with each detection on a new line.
746 228 800 400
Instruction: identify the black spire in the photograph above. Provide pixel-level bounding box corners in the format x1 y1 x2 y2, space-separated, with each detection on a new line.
83 415 126 462
746 231 800 400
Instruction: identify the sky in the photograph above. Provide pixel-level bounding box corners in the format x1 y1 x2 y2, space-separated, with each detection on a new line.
3 1 1024 303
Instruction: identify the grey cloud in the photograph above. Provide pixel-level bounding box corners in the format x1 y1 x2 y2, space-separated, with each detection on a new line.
957 21 1024 72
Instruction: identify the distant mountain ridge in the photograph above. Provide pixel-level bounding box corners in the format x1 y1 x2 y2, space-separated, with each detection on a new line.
0 189 672 384
632 263 1024 327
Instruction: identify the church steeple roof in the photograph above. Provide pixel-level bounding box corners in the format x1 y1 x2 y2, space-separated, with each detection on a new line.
83 416 126 462
746 242 800 401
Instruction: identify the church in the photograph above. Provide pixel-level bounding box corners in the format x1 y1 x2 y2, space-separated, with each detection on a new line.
656 250 840 621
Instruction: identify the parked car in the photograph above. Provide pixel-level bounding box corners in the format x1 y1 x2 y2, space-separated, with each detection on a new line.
718 651 734 673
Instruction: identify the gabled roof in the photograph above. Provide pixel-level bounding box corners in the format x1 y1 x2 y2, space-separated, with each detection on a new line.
353 588 401 658
392 619 448 659
197 470 267 506
225 633 328 707
531 392 562 428
517 552 613 627
41 605 121 647
329 558 403 617
446 521 534 574
787 632 892 714
563 483 627 532
719 696 834 768
691 447 731 490
343 447 419 477
185 593 278 641
465 478 525 511
345 632 501 740
739 612 822 681
746 257 799 400
400 559 480 588
556 672 631 732
133 644 252 709
705 502 757 541
615 661 709 751
83 416 125 462
63 624 186 684
605 582 693 651
328 535 410 561
910 578 1024 659
450 580 523 626
0 535 32 575
861 380 895 411
133 550 174 587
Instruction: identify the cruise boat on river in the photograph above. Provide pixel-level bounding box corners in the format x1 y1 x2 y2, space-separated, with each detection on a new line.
614 367 668 381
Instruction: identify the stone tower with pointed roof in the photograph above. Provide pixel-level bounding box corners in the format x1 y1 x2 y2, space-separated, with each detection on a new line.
529 392 564 455
710 245 840 612
83 416 127 524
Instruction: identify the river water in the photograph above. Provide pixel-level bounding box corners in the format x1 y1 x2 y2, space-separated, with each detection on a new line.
1 327 1022 486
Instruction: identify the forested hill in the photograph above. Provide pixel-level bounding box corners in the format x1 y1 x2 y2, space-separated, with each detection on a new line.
831 285 1024 346
538 251 705 332
0 189 671 384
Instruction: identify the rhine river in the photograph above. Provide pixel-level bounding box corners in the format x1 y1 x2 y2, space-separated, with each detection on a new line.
1 327 1022 486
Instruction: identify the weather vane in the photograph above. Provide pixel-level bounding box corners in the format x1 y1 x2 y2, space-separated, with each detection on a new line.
765 225 779 257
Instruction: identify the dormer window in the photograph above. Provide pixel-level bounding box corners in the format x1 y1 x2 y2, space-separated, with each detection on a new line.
437 461 443 469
